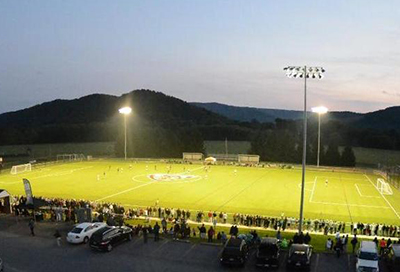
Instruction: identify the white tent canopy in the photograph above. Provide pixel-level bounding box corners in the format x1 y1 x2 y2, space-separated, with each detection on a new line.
0 189 10 199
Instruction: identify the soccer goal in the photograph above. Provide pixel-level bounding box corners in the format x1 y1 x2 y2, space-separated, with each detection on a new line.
238 154 260 164
376 178 393 195
183 153 204 161
10 163 32 175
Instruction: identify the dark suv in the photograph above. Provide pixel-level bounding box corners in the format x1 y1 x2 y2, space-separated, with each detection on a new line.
256 237 280 268
385 244 400 271
287 244 312 270
89 226 132 252
220 238 249 266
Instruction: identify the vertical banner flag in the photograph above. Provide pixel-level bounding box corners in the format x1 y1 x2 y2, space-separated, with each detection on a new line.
23 178 34 205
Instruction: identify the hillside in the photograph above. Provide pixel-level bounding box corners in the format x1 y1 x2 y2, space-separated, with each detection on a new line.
191 102 303 123
192 102 400 130
0 90 253 154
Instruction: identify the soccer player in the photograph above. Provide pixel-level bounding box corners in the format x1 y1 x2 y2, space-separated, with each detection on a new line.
97 174 100 181
325 179 328 187
234 169 237 175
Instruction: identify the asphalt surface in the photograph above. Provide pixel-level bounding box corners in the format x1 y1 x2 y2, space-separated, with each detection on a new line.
0 215 390 272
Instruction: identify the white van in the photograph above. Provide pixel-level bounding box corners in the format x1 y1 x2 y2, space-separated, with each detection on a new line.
356 241 379 272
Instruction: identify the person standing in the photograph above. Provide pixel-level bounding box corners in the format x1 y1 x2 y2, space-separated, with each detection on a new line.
153 222 160 242
379 238 387 256
207 226 215 243
326 238 333 252
54 229 61 247
334 239 343 258
198 224 206 240
351 235 358 254
28 219 35 236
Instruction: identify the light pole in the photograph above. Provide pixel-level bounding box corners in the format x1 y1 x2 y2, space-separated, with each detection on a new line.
283 66 325 233
119 107 132 160
311 106 328 167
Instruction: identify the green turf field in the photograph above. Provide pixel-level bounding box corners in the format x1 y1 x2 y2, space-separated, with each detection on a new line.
1 160 400 225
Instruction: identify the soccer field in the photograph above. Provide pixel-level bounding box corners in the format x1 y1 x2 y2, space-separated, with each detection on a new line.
1 160 400 226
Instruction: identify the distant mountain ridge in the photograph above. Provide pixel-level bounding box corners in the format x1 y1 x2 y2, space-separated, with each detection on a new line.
191 102 400 130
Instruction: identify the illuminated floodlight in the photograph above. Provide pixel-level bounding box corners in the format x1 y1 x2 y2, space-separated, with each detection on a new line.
119 107 132 160
311 106 328 114
283 65 325 234
284 66 325 79
119 107 132 115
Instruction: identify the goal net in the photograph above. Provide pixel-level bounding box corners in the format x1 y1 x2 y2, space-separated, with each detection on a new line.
10 163 32 175
238 154 260 164
376 178 393 195
183 153 204 161
57 153 86 162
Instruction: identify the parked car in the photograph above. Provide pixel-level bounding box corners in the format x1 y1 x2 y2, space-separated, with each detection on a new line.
89 226 132 252
384 244 400 271
67 222 107 244
287 244 312 270
356 241 379 272
220 237 249 266
256 237 280 268
0 257 3 272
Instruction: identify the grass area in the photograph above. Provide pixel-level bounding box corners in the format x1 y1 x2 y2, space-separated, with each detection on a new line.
1 159 400 225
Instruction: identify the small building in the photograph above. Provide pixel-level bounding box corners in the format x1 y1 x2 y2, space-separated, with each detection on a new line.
0 189 12 214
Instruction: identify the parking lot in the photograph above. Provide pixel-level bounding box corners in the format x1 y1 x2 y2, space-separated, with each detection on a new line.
0 216 390 272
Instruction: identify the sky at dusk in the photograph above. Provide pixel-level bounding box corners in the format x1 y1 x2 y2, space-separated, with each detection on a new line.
1 0 400 114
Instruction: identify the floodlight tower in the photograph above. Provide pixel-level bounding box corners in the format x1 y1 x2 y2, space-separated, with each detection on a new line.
311 106 328 167
283 66 325 233
119 107 132 160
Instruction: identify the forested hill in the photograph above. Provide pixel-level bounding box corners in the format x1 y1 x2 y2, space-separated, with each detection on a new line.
192 102 400 130
191 102 304 123
0 90 256 157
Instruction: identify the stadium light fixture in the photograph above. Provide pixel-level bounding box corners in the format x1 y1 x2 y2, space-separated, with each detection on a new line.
312 106 328 168
119 107 132 160
283 66 325 233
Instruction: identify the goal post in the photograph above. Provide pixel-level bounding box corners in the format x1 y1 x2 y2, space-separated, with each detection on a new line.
10 163 32 175
183 153 204 162
376 178 393 195
238 154 260 164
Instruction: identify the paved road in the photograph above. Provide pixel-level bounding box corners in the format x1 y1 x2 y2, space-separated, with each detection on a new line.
0 216 389 272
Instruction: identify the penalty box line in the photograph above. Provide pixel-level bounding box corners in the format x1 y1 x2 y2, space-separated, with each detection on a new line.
364 174 400 221
354 184 381 198
309 176 388 209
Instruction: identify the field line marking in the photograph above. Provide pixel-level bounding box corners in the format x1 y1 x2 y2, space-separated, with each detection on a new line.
355 184 363 197
181 243 197 259
215 170 271 211
313 254 320 272
309 176 317 202
317 176 367 181
151 239 169 256
364 174 400 221
354 184 381 198
95 181 157 202
309 200 389 209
